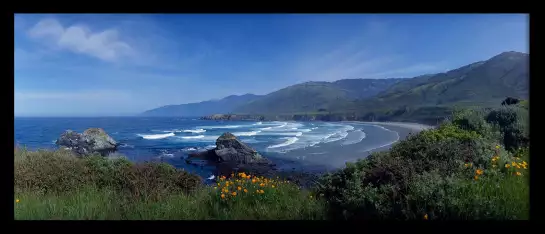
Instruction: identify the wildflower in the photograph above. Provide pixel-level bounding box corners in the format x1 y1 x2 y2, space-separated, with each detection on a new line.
217 183 220 186
424 214 428 220
252 179 256 183
476 169 484 175
464 163 469 167
232 191 237 196
512 162 516 167
244 189 248 193
505 164 511 168
522 161 527 166
16 199 20 203
492 158 497 162
238 186 242 191
516 165 521 169
474 176 479 180
523 165 527 169
214 187 217 190
272 185 275 188
516 172 522 176
260 183 265 187
221 194 225 199
260 190 264 194
492 165 497 168
496 145 500 149
515 157 521 161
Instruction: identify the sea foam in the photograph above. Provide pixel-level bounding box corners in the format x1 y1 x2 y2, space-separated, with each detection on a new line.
267 137 299 149
138 132 175 140
183 129 206 133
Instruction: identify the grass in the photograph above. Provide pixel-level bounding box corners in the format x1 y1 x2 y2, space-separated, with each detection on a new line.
14 106 529 220
14 150 325 220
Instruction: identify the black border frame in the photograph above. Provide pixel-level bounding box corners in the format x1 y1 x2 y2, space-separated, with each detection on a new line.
7 7 538 230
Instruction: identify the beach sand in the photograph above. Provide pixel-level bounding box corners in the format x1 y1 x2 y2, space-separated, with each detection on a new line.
268 121 434 172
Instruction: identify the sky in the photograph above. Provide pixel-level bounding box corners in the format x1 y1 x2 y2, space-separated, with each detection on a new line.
14 14 529 117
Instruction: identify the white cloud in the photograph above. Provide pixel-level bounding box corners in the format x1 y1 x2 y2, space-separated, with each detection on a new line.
27 18 133 62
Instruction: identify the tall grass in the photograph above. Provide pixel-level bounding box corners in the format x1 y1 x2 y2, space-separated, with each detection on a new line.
14 149 324 220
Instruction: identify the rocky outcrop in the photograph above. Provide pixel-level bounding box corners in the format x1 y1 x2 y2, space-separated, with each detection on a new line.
186 132 275 177
56 128 119 156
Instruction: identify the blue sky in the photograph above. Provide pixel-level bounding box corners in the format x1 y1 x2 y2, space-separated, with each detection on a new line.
14 14 528 116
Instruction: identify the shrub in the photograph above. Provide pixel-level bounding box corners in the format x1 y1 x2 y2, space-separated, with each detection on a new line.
14 148 202 199
486 107 529 151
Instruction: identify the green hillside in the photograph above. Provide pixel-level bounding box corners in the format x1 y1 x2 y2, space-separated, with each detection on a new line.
328 51 529 121
234 79 402 114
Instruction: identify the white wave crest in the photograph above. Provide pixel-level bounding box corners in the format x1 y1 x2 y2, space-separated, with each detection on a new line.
267 137 299 149
253 122 263 125
205 145 216 149
341 130 367 146
200 125 242 129
181 135 205 139
138 132 175 140
183 129 206 133
232 131 261 136
259 132 303 137
322 131 349 143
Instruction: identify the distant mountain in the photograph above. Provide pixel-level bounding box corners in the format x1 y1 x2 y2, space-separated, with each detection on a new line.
331 51 529 114
141 94 262 117
143 51 529 122
233 79 403 114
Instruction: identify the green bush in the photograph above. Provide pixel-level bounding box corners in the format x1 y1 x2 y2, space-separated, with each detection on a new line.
486 107 529 151
315 119 527 220
14 148 202 199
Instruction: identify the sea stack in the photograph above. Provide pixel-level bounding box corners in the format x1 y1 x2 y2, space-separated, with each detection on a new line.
187 132 275 177
56 128 119 156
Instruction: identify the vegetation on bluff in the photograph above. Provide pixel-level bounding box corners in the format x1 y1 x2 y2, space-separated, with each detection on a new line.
15 104 528 220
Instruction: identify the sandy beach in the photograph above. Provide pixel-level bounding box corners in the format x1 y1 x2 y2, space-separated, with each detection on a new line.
267 121 434 172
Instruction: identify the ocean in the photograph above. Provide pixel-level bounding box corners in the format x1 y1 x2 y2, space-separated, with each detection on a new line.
14 117 400 178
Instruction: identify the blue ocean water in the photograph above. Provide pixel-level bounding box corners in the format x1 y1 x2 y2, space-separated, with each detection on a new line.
14 117 399 178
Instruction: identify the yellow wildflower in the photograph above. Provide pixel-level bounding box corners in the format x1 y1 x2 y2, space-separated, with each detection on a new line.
232 191 237 196
523 165 527 169
238 186 242 191
424 214 428 220
474 176 479 180
252 179 256 183
476 169 483 175
260 183 265 187
464 163 468 167
522 161 527 165
272 185 275 188
505 164 511 168
214 187 217 190
512 162 516 166
495 145 500 149
260 190 264 194
16 199 20 203
516 172 522 176
221 194 225 199
244 189 248 193
516 165 521 169
492 165 497 168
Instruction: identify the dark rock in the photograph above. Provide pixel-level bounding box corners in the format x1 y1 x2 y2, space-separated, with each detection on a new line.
501 97 520 106
186 132 275 177
55 128 118 156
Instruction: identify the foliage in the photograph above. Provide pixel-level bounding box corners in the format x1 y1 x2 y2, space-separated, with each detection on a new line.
14 148 202 199
315 110 529 220
486 106 529 151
